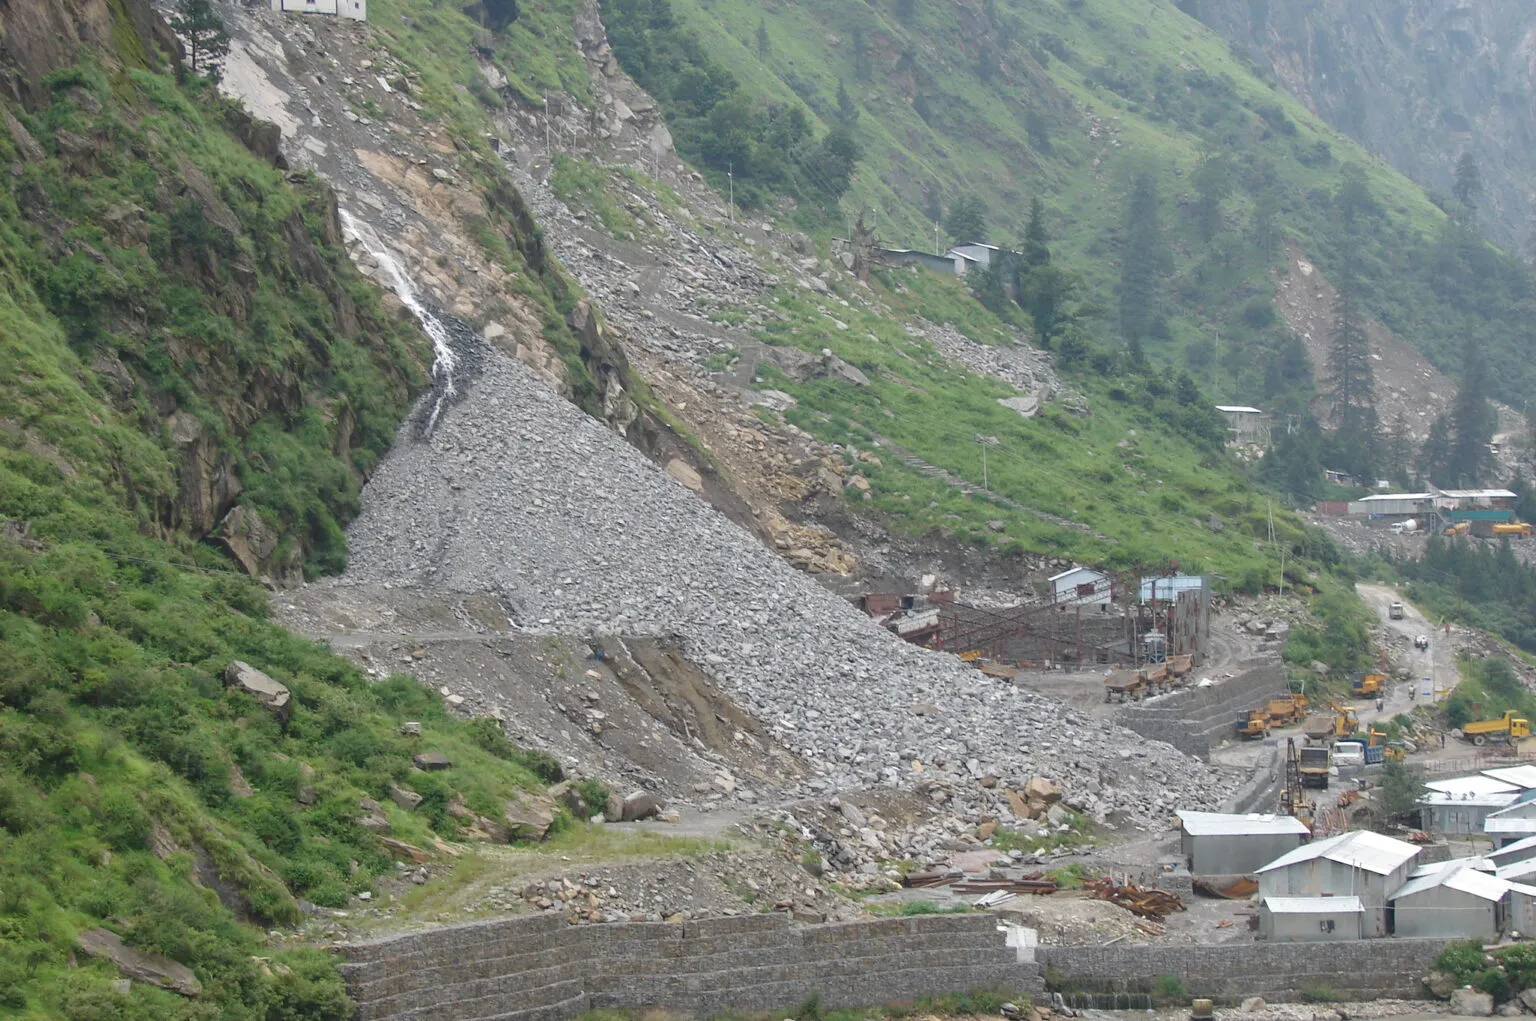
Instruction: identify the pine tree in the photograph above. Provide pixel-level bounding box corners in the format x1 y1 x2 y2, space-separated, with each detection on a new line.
1453 151 1483 213
1325 258 1380 480
851 26 871 83
756 18 770 59
1421 413 1453 483
944 195 986 243
1022 196 1050 268
1191 153 1233 243
836 79 859 126
170 0 230 84
1447 340 1496 486
1118 170 1165 365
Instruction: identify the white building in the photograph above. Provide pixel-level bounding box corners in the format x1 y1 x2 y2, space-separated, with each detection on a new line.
949 243 1000 272
1346 493 1434 519
1259 895 1364 942
1422 791 1521 836
1488 834 1536 871
271 0 366 20
1049 566 1111 606
1390 865 1509 939
1256 830 1420 937
1178 811 1311 876
1482 766 1536 790
1486 795 1536 847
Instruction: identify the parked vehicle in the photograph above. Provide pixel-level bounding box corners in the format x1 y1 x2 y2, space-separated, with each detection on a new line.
1332 740 1366 768
1299 746 1331 789
1351 672 1386 698
1389 601 1405 620
1237 709 1270 739
1415 634 1429 650
1460 710 1532 747
1265 693 1309 725
1493 522 1533 537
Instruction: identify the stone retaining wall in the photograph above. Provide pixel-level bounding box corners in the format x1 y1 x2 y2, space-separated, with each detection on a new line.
1037 937 1448 1002
340 912 1042 1021
1117 661 1288 761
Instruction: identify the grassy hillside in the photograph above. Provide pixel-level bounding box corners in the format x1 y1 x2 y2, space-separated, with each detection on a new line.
602 0 1536 424
0 7 592 1016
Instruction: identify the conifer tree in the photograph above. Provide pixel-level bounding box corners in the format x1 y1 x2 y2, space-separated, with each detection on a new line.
1118 170 1165 366
1453 152 1483 213
1447 341 1496 486
171 0 230 84
756 18 770 58
837 79 859 126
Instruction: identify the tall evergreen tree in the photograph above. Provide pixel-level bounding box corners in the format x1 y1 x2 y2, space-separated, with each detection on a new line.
756 18 770 58
1446 340 1497 486
1118 170 1165 365
836 79 859 126
1022 196 1050 268
1453 151 1483 213
1325 259 1380 480
1192 152 1233 243
851 25 872 82
1421 413 1453 483
170 0 230 83
944 195 986 243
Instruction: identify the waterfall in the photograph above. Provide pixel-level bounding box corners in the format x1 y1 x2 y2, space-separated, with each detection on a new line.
339 209 460 438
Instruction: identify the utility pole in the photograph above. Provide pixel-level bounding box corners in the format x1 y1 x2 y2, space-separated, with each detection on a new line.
934 220 940 254
727 163 734 225
975 434 999 492
544 93 550 154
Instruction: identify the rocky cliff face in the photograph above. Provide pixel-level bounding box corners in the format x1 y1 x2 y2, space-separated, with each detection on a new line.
1190 0 1536 246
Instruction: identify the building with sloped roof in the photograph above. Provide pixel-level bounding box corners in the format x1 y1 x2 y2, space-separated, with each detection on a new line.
1259 896 1364 942
1257 830 1420 937
1390 865 1509 939
1178 811 1311 876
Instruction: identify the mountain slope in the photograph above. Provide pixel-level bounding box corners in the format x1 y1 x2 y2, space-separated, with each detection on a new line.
0 1 593 1015
1189 0 1536 252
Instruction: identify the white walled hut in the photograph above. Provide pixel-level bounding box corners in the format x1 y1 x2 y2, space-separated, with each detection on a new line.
1049 566 1111 606
1178 811 1311 877
1259 895 1364 942
1488 835 1536 871
1390 865 1509 940
1420 791 1519 836
271 0 366 19
1256 830 1420 938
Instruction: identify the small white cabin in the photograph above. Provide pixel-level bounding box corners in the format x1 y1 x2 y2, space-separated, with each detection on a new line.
272 0 366 21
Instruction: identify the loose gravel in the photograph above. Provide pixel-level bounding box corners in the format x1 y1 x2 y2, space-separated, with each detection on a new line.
333 342 1235 828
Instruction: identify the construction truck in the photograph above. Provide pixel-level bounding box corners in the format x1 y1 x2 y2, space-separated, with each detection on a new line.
1351 672 1386 698
1299 745 1331 789
1237 709 1270 739
1265 693 1309 726
1460 710 1532 747
1444 522 1470 537
1494 522 1533 537
1389 600 1406 619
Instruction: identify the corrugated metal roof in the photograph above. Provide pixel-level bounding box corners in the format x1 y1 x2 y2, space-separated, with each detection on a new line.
1357 493 1432 502
1177 810 1311 837
1486 818 1536 835
1483 766 1536 790
1262 896 1363 914
1392 865 1511 903
1257 830 1420 875
1499 859 1536 882
1426 775 1522 797
1215 405 1263 414
1438 490 1517 500
1412 856 1496 877
1489 835 1536 864
1489 797 1536 818
1422 792 1521 809
1048 565 1103 583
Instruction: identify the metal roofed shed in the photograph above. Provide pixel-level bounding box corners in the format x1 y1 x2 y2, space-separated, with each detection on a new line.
1259 896 1364 942
1139 575 1206 602
1410 856 1496 878
1488 834 1536 869
1390 866 1510 939
1257 831 1421 938
1483 765 1536 790
1049 565 1111 606
1425 775 1521 797
1420 790 1520 835
1178 811 1311 877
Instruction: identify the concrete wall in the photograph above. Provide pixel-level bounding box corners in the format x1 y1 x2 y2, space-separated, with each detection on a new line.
1038 937 1450 1001
1117 660 1288 761
339 911 1043 1021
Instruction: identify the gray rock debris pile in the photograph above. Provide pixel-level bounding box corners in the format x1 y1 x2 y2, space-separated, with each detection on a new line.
336 345 1234 827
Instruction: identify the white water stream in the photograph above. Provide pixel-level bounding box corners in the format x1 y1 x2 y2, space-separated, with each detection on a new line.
339 209 459 436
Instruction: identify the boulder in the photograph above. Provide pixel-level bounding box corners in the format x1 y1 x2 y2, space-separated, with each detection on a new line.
1451 988 1495 1017
388 785 423 810
222 661 290 721
503 792 557 840
76 929 202 997
1025 777 1063 803
358 797 391 834
399 721 423 737
379 837 431 863
1518 989 1536 1014
413 752 452 770
665 459 704 493
620 790 660 822
1497 1003 1524 1017
1239 998 1266 1013
1424 970 1458 999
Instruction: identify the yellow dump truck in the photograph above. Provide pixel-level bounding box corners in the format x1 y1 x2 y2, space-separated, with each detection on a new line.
1237 709 1270 739
1461 711 1532 747
1265 694 1309 726
1494 522 1533 537
1299 746 1331 789
1352 672 1386 698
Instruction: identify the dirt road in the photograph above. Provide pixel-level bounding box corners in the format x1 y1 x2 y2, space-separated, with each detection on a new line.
1355 582 1457 721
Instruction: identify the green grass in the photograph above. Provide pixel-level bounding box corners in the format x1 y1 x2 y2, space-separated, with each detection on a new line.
989 810 1095 856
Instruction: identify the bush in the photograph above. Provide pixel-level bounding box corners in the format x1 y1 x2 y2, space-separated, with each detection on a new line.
1300 982 1338 1003
1152 975 1187 1002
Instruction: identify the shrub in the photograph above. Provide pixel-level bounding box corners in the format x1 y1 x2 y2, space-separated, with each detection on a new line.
1300 982 1338 1003
1152 975 1187 1002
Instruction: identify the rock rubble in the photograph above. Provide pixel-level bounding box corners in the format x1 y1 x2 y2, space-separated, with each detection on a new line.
334 343 1236 829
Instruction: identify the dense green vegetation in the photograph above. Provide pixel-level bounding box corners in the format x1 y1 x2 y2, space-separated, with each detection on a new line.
1437 940 1536 1004
595 0 1534 495
0 12 578 1016
1441 655 1535 731
1397 538 1536 654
